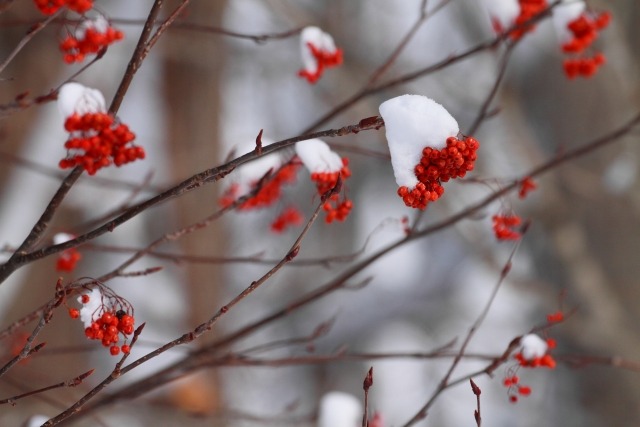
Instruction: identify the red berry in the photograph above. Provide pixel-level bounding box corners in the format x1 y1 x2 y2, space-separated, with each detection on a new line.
110 345 120 356
68 308 80 319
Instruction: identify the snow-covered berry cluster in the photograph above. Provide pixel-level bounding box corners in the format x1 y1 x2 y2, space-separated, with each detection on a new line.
298 26 343 84
502 332 558 403
379 94 479 210
295 139 353 223
57 83 143 175
553 2 611 79
60 16 124 64
53 232 82 272
68 287 135 356
482 0 547 40
33 0 93 15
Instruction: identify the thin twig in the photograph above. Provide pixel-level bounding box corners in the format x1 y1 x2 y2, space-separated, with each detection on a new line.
0 369 94 406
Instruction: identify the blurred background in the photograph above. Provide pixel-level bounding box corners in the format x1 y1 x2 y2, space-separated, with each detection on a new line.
1 0 639 426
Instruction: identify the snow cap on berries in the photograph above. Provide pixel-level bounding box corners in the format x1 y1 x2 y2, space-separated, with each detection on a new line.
317 391 362 427
75 15 110 39
58 82 106 119
552 0 586 44
379 94 459 188
480 0 520 31
295 138 343 174
300 26 339 75
520 334 548 361
78 288 103 328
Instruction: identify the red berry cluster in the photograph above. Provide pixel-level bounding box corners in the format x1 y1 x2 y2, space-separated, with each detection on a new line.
60 26 124 64
33 0 93 15
59 112 144 175
310 158 353 223
518 176 537 199
56 248 81 272
515 346 557 369
69 306 134 356
298 42 343 84
509 0 548 40
271 206 304 233
562 11 611 79
397 136 479 210
546 311 564 323
492 214 522 241
503 375 532 403
219 163 300 210
85 310 134 356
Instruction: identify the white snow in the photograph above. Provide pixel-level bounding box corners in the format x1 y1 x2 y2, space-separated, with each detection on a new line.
295 138 343 173
75 15 110 39
480 0 520 31
57 82 106 119
53 232 74 245
300 26 338 74
78 288 103 328
317 391 362 427
520 334 548 360
552 1 586 44
379 94 459 188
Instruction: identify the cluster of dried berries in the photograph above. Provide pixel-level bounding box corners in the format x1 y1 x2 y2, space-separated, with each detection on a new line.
397 136 479 210
60 17 124 63
492 214 522 241
60 112 143 175
33 0 93 15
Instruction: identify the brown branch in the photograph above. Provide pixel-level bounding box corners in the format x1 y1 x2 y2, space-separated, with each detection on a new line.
74 109 640 414
42 323 146 426
0 117 384 285
0 11 60 75
0 369 94 406
400 224 527 426
46 188 330 424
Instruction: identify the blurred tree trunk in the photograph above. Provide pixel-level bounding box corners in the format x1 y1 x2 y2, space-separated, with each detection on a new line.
160 0 227 416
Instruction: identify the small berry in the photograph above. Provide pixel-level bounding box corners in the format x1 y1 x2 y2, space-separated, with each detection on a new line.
69 308 80 319
110 345 120 356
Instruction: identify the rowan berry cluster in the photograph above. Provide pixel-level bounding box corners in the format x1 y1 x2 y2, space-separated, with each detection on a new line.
298 42 343 83
310 157 353 223
33 0 93 15
270 206 304 233
298 26 343 84
56 248 81 272
509 0 548 40
68 287 135 356
503 375 532 403
397 136 479 210
502 332 557 403
518 176 537 199
561 11 611 79
492 214 522 241
220 163 300 210
60 17 124 64
59 112 144 175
